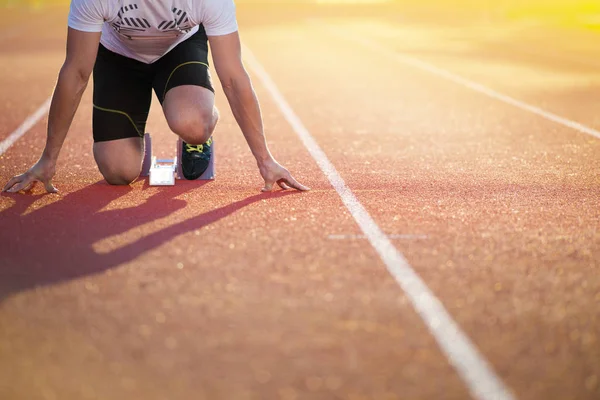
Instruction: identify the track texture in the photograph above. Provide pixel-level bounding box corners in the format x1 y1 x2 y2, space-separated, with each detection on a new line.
0 2 599 400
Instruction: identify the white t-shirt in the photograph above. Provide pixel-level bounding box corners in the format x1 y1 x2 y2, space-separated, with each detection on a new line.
68 0 238 64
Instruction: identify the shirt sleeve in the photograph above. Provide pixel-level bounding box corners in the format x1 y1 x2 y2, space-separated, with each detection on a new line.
68 0 105 32
201 0 238 36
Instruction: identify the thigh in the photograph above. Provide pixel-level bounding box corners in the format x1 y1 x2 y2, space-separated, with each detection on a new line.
152 25 215 104
93 44 153 142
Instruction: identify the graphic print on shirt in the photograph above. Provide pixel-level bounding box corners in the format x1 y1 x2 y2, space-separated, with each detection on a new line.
157 8 194 34
111 4 193 39
111 3 151 35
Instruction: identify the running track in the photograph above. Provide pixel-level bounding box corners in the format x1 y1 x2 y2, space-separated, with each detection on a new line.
0 2 599 400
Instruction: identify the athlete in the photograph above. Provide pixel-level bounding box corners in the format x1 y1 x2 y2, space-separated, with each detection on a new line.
3 0 309 193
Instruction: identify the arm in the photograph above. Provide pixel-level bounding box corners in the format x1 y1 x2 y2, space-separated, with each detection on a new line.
3 28 101 193
208 32 309 192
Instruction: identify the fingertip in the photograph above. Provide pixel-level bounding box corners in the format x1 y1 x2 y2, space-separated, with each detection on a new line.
44 182 58 193
292 183 310 191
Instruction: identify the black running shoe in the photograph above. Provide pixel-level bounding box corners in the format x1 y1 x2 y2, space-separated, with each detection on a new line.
181 137 212 180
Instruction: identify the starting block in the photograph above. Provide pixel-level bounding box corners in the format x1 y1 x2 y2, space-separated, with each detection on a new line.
140 133 215 185
148 156 177 185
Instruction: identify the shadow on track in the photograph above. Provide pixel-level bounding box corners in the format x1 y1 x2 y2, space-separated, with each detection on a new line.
0 180 296 303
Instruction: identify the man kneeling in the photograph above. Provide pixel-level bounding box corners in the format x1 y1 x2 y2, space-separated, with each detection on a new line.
3 0 309 193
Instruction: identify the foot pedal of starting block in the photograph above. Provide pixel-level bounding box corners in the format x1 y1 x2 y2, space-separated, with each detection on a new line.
149 156 177 186
176 137 215 180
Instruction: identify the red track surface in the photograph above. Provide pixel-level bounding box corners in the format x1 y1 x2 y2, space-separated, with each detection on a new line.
1 3 599 400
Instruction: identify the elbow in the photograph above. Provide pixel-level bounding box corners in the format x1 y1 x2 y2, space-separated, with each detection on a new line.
75 68 92 85
221 76 234 92
221 71 252 95
59 63 91 92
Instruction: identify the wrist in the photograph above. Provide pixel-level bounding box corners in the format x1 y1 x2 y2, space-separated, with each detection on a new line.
40 148 59 164
255 152 274 167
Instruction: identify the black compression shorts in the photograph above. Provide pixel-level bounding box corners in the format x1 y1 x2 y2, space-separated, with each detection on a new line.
92 26 214 143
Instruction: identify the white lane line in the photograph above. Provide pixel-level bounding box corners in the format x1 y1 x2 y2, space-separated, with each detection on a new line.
328 234 429 240
310 20 600 141
242 45 516 400
0 97 51 156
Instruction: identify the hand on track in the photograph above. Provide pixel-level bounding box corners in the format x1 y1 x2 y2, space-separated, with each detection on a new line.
2 158 58 194
259 158 310 192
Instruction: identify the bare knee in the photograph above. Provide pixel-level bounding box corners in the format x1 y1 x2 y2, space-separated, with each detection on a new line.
98 162 140 185
103 170 139 185
168 108 218 144
93 138 143 186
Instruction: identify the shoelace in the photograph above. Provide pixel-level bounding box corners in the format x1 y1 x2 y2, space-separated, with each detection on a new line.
185 144 204 153
185 138 213 153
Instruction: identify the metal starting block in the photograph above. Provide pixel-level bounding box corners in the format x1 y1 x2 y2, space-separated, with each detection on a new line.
149 156 177 186
140 133 215 186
